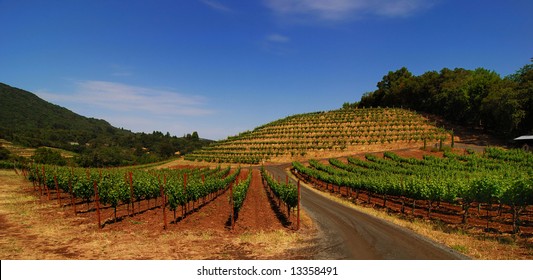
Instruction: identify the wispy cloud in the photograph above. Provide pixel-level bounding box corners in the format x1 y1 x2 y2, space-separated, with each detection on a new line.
266 33 290 43
199 0 233 13
264 0 435 22
261 33 291 55
374 0 433 17
109 64 134 77
39 80 214 117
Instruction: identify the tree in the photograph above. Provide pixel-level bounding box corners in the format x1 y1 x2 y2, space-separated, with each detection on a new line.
32 147 67 166
157 141 175 158
480 80 525 136
376 67 414 106
409 71 440 111
466 68 501 125
507 63 533 83
355 63 533 139
434 68 472 122
192 131 199 141
0 146 10 160
512 63 533 134
76 146 132 167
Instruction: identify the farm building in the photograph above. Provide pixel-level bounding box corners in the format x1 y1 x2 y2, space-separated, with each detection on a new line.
513 135 533 151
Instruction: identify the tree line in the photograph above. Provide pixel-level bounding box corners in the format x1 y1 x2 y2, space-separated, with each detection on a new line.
345 62 533 138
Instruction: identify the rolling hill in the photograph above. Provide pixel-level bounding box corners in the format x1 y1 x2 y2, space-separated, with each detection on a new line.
0 82 121 149
0 82 211 166
185 108 451 164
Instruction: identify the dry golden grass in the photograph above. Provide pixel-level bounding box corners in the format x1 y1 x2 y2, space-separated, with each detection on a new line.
295 175 533 260
0 170 318 260
237 210 316 258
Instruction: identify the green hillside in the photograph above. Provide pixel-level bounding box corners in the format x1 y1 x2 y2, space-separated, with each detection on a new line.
0 82 211 166
0 82 123 149
185 108 450 164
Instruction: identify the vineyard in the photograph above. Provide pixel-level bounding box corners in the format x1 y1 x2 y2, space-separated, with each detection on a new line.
261 167 300 228
20 164 301 231
185 108 450 164
292 147 533 234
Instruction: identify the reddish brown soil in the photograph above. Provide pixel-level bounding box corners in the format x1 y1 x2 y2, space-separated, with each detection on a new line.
0 169 317 260
233 169 287 232
423 113 507 147
88 169 287 234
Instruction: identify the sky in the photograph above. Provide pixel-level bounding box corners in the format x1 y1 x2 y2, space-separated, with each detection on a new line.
1 0 532 140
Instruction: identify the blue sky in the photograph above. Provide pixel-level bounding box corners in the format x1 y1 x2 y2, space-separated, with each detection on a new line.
1 0 532 140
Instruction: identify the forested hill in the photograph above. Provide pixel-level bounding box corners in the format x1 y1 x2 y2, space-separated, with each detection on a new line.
347 63 533 138
0 82 211 166
0 82 118 147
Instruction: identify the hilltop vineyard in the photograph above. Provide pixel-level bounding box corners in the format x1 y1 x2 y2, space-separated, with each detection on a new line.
292 148 533 233
185 108 450 164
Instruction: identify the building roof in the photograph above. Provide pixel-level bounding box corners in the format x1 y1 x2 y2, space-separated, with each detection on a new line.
514 135 533 141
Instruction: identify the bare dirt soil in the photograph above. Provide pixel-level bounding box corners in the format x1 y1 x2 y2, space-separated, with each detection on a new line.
423 113 507 148
0 169 318 260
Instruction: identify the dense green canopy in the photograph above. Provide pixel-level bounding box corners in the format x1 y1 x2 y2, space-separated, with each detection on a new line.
348 63 533 138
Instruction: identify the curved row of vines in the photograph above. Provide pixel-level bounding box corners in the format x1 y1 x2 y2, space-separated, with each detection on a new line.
292 147 533 233
260 167 298 219
186 108 450 164
231 169 252 219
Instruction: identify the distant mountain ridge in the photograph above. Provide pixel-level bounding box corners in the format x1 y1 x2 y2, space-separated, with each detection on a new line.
0 82 210 166
0 82 120 148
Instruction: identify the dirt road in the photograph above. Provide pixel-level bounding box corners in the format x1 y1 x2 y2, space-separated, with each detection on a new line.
265 164 468 260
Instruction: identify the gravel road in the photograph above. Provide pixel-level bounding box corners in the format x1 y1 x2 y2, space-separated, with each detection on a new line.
265 164 468 260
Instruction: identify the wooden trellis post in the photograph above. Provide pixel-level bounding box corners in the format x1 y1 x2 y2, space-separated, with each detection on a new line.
93 181 101 229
